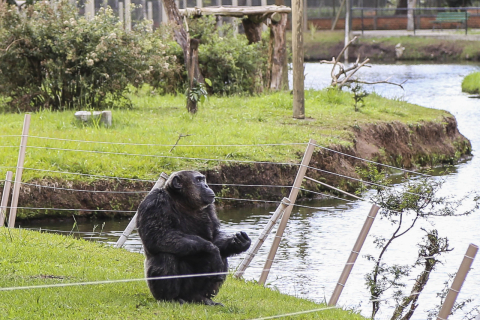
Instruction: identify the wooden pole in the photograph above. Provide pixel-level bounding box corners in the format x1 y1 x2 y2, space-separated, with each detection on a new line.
328 204 380 306
437 244 478 320
259 139 316 285
234 197 291 278
115 172 169 248
8 114 31 229
0 171 13 227
292 0 305 119
125 0 132 31
331 0 345 30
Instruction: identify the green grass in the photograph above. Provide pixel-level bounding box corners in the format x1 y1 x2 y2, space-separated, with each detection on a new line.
462 72 480 94
0 228 366 319
0 88 449 183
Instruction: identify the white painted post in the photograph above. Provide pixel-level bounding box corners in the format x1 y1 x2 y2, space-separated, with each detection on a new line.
234 198 291 278
115 172 169 248
0 171 13 227
259 139 316 285
85 0 95 19
161 0 168 23
196 0 202 7
119 1 124 25
8 114 31 228
328 204 380 306
125 0 132 31
261 0 267 31
437 244 478 320
147 1 153 21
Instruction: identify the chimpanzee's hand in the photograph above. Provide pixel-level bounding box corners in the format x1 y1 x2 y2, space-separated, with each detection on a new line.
231 231 251 253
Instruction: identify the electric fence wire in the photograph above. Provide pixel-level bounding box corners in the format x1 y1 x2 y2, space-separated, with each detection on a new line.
312 143 432 177
26 136 308 148
8 179 359 203
25 145 301 167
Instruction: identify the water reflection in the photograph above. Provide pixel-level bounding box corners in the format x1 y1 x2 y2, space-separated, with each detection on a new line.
20 63 480 320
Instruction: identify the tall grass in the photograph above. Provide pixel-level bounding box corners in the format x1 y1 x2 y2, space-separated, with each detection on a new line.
0 88 449 182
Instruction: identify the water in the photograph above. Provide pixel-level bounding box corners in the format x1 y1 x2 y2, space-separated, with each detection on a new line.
21 63 480 319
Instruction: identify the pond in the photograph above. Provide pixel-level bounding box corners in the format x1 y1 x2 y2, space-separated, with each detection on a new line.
20 63 480 319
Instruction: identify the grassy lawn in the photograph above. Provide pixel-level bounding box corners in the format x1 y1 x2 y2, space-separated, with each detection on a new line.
0 88 449 183
0 228 366 319
462 72 480 94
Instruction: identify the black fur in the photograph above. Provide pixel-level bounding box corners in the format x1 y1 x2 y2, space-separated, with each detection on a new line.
137 170 251 305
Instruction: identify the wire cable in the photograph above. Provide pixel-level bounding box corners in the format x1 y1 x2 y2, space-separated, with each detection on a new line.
27 135 307 148
26 146 300 166
312 143 431 177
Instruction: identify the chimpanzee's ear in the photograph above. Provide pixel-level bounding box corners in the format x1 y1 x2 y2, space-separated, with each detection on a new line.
172 176 182 190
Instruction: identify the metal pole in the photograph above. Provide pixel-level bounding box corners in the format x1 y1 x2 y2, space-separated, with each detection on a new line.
8 114 31 228
234 198 291 278
0 171 13 227
361 7 364 35
259 139 316 285
328 204 380 306
344 0 351 62
437 244 478 320
115 172 169 248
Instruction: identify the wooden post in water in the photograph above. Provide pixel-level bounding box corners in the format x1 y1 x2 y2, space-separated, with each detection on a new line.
115 172 169 248
328 204 380 306
259 139 316 285
8 114 31 229
0 171 13 227
234 197 291 278
437 244 478 320
292 0 305 119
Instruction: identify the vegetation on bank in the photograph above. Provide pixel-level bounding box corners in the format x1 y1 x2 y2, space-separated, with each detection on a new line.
0 228 366 319
300 30 480 61
0 88 451 183
462 72 480 94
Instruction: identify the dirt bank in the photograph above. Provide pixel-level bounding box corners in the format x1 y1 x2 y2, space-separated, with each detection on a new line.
304 38 480 62
4 116 470 221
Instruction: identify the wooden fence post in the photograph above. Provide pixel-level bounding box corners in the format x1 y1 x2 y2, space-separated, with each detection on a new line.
234 197 291 278
115 172 169 248
437 243 478 320
8 114 31 229
328 204 380 306
258 139 316 285
292 0 305 119
0 171 13 227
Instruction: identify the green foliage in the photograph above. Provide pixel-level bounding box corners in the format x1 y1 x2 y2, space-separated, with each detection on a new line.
0 1 179 111
349 83 369 112
461 72 480 94
359 166 480 319
0 228 367 319
190 16 269 95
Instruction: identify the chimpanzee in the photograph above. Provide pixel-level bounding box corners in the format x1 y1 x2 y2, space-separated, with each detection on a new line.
136 170 251 306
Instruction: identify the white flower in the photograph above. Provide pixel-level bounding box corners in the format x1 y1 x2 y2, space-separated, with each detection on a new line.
86 59 94 66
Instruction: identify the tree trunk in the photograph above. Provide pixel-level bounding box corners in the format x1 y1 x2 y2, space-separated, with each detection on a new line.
163 0 203 113
269 13 288 90
242 15 263 44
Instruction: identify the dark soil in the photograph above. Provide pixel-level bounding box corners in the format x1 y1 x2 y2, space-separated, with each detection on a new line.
5 116 471 221
304 39 480 62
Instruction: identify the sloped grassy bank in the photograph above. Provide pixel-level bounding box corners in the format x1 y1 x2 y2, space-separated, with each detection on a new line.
0 228 366 319
0 89 471 220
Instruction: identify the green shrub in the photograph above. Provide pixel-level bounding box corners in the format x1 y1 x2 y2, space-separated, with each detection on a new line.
461 71 480 94
0 1 179 111
190 16 269 95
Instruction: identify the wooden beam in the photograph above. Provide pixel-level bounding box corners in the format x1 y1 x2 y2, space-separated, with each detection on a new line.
179 5 291 17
